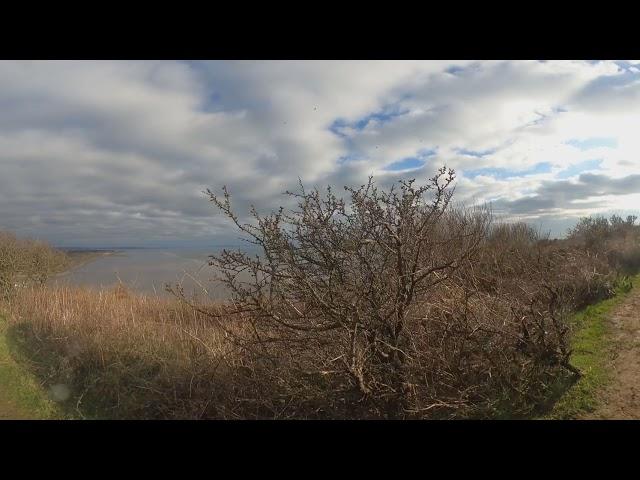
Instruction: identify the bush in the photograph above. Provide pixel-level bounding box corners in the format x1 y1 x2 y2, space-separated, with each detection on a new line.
487 221 541 249
196 168 589 418
567 214 640 275
0 231 69 297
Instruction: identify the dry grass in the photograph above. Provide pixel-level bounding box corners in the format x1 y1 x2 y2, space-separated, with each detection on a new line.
2 284 257 419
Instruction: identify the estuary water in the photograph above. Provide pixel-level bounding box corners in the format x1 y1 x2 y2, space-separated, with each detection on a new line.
51 248 235 299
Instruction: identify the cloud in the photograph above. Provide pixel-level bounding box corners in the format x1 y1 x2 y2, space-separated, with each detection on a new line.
0 60 638 246
492 173 640 215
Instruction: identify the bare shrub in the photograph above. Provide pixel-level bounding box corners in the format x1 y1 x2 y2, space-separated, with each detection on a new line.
488 221 541 249
0 231 69 297
195 167 590 417
567 215 612 251
568 214 640 274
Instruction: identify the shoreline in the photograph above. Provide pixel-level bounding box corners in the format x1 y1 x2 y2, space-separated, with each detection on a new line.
55 250 120 277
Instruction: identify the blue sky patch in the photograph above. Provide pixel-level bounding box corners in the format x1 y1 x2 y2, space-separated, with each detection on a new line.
464 162 552 179
385 157 425 171
566 137 618 150
329 102 410 137
557 159 603 179
328 119 350 138
446 65 466 76
456 147 497 158
353 107 409 130
337 153 367 165
417 148 438 158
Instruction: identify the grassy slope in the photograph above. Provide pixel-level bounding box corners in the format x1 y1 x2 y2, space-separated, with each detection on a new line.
542 274 639 419
0 312 64 419
0 250 92 420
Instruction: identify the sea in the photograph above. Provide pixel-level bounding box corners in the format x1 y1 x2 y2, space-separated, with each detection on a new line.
50 248 240 299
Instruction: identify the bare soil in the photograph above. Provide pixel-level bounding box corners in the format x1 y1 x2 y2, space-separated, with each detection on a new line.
581 286 640 419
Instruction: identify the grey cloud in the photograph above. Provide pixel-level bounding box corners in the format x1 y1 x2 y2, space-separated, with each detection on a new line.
493 173 640 215
569 69 640 112
0 61 638 247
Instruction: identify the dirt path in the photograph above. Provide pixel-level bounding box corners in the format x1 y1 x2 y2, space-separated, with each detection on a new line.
581 285 640 419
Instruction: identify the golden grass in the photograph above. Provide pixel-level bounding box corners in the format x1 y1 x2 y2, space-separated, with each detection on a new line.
2 284 250 419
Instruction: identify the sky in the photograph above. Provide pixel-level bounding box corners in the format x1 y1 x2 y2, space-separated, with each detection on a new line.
1 60 639 247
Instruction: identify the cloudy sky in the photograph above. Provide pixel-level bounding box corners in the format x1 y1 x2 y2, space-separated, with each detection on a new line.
1 60 639 247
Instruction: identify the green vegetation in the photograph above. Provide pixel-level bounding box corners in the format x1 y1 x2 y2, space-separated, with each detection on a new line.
0 312 64 419
542 274 638 419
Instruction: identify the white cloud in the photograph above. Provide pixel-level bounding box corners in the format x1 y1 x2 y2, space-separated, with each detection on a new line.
0 60 638 245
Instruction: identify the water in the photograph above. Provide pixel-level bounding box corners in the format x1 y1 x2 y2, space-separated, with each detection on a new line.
51 249 235 299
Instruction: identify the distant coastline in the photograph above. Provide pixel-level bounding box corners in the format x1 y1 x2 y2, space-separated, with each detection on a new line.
56 249 120 276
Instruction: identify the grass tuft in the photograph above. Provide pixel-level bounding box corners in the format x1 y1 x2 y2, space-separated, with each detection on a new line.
541 274 639 419
0 312 64 419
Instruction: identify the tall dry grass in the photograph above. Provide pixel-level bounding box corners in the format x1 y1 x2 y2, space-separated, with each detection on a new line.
3 284 260 419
